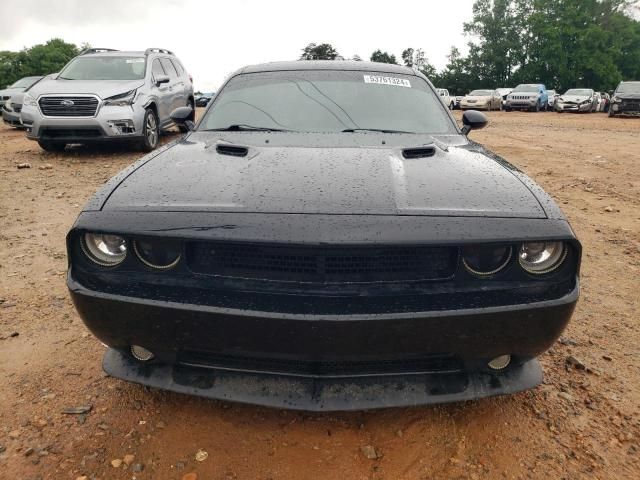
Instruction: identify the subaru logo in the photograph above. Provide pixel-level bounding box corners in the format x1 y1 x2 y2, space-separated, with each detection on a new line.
60 99 75 107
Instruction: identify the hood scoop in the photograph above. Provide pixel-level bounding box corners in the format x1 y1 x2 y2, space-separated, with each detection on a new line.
216 144 249 157
402 146 436 159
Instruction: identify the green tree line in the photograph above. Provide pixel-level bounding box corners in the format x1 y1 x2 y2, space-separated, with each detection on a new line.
0 38 79 88
301 0 640 95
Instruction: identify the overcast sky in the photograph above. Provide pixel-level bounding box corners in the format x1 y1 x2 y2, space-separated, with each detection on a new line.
0 0 476 91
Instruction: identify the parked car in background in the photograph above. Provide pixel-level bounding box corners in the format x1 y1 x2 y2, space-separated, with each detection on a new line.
2 75 51 128
505 84 548 112
609 81 640 117
546 90 558 110
436 88 455 110
454 95 464 109
195 92 215 107
67 60 580 411
592 91 602 112
495 88 513 110
555 89 596 113
0 76 43 103
599 92 611 113
21 47 194 152
460 89 502 111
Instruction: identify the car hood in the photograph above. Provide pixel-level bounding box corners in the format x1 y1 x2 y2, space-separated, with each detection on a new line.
0 87 24 97
103 134 546 218
616 93 640 99
27 78 145 99
558 95 590 103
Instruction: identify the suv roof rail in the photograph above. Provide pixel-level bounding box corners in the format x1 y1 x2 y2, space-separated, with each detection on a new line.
80 48 119 55
145 48 174 56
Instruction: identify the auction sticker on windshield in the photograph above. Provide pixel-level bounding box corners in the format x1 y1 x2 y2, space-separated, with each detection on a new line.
364 75 411 87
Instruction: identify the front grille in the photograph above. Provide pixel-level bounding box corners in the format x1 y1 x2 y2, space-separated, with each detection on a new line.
38 96 99 117
40 128 102 139
621 101 640 112
179 351 463 377
510 95 532 100
187 242 458 283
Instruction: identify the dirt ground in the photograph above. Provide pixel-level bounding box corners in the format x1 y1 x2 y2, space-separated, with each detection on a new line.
0 110 639 480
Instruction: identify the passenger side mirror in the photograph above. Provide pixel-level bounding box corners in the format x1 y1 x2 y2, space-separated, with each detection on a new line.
170 106 195 131
461 110 488 135
155 74 170 86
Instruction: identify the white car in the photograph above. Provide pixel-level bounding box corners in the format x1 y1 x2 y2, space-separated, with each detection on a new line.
547 90 558 109
495 88 513 110
555 89 596 113
436 88 455 110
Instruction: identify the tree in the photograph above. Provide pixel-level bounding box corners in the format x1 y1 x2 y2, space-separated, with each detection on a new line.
0 38 79 88
401 47 437 79
300 43 339 60
370 50 397 64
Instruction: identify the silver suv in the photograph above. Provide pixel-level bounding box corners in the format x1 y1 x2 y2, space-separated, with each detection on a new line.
21 48 194 152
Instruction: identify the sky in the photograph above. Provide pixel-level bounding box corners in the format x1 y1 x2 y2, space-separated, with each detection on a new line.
0 0 477 92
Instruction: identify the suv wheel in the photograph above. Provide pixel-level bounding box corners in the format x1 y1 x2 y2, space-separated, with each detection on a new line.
179 100 195 133
38 140 66 152
140 108 159 152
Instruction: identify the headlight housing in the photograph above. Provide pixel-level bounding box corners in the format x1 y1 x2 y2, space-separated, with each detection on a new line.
519 242 567 274
133 238 181 270
22 92 37 107
103 89 137 107
462 245 512 276
82 233 127 266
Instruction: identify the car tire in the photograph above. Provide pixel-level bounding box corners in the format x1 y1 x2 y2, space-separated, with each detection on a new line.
505 107 511 112
179 100 195 133
139 108 159 152
38 140 66 152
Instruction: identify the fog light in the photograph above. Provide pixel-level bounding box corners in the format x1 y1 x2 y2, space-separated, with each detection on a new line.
488 354 511 371
108 119 135 135
130 345 154 362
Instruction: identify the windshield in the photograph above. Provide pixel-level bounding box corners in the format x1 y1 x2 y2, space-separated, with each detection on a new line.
616 83 640 94
469 90 493 96
512 85 539 93
9 76 41 89
58 56 146 80
199 70 454 134
564 89 592 96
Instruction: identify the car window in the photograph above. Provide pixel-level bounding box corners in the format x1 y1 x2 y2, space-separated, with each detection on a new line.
200 70 456 134
160 58 178 79
152 59 165 79
170 59 183 76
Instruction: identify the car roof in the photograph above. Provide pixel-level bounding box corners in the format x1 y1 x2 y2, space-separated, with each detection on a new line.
237 60 416 76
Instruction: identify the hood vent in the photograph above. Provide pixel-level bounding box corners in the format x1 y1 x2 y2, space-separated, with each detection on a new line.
402 146 436 159
216 144 249 157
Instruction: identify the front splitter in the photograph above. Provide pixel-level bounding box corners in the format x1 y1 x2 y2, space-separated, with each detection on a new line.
103 348 542 411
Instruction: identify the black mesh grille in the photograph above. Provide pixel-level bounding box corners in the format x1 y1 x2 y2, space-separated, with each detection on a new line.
187 243 458 283
39 96 99 117
621 100 640 112
40 128 102 139
179 351 463 377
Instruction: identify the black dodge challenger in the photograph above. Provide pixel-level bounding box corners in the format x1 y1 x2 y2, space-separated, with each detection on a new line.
67 61 581 411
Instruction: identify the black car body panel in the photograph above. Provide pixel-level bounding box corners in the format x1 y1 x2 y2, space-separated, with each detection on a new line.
68 61 580 410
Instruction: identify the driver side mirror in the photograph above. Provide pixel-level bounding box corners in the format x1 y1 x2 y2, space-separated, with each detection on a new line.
461 110 488 135
155 74 170 86
170 106 195 131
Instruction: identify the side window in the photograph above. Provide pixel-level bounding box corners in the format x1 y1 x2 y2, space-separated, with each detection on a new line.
160 58 178 79
152 59 165 79
170 59 183 76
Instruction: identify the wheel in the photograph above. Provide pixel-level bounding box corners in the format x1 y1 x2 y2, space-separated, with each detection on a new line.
179 100 195 133
505 107 511 112
139 108 159 152
533 102 540 112
38 140 66 152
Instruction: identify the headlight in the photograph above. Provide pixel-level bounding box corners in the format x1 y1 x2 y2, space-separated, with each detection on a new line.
82 233 127 266
133 238 181 270
462 245 512 276
103 89 137 107
519 242 567 274
22 93 37 107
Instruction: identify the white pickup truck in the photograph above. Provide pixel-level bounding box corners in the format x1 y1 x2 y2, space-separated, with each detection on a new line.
436 88 455 110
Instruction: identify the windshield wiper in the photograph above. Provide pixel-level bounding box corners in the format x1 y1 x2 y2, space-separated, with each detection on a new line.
204 124 292 132
342 128 416 134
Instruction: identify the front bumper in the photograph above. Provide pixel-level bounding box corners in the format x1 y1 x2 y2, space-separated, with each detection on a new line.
556 103 591 112
21 103 145 143
2 108 21 126
505 100 537 109
69 272 578 410
460 102 488 110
